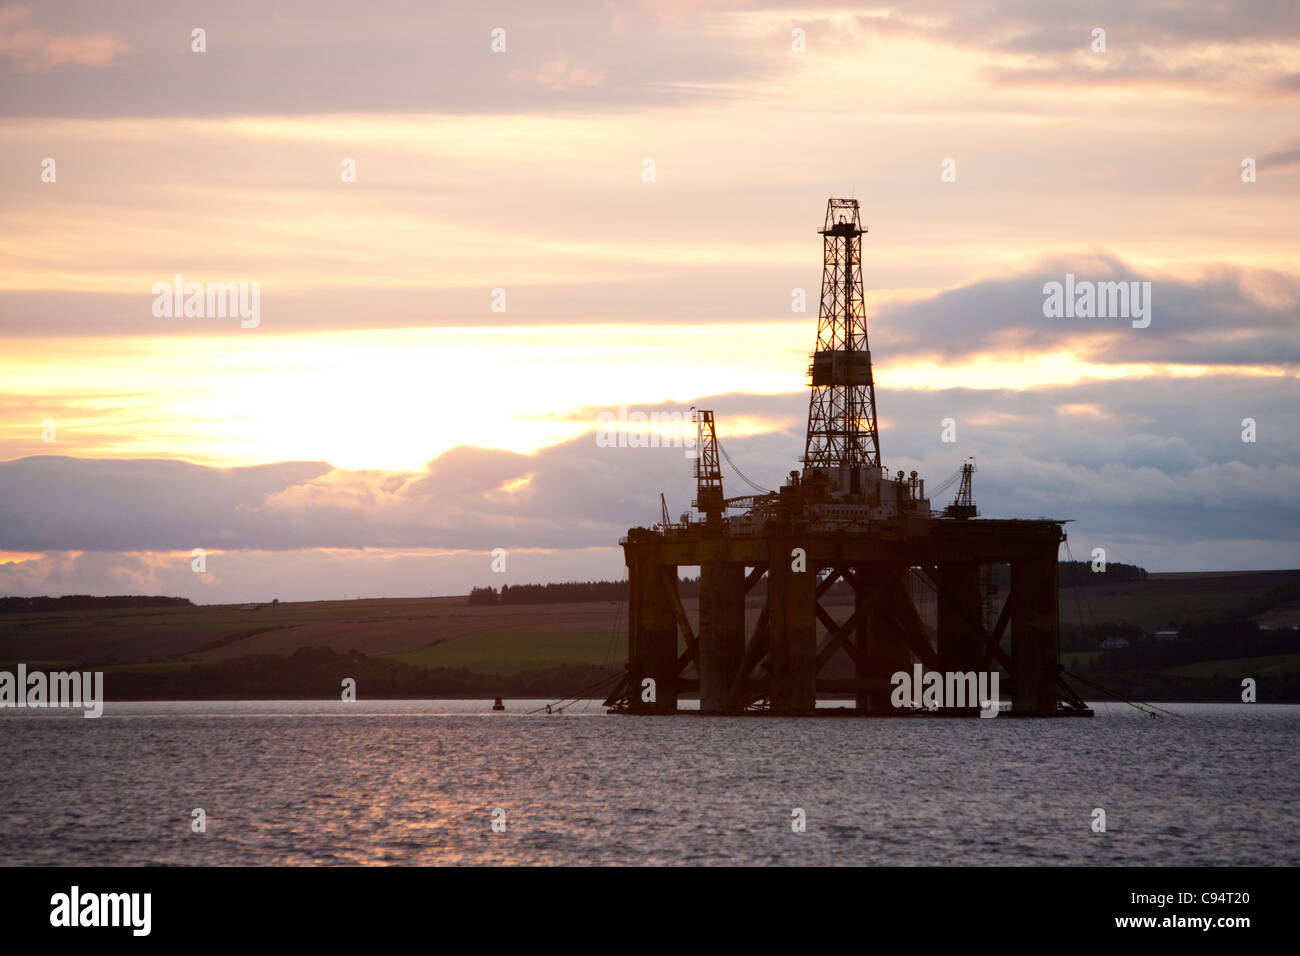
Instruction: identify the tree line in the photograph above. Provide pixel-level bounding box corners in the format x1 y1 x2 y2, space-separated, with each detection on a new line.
469 579 701 605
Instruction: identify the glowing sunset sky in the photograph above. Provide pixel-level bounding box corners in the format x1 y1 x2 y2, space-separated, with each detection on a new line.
1 0 1297 600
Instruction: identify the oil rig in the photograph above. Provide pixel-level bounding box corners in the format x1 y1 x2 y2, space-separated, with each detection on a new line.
606 198 1091 717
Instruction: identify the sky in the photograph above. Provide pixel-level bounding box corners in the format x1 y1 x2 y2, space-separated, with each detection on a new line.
0 0 1297 602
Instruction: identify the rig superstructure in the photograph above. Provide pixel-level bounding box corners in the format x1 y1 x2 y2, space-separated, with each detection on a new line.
606 199 1090 717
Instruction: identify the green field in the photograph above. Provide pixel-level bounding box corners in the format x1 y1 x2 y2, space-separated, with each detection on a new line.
1058 570 1300 631
1061 650 1102 670
1161 652 1300 679
0 595 627 668
393 631 627 676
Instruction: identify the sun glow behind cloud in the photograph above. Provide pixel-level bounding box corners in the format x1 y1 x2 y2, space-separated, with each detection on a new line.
3 323 1290 471
0 325 812 469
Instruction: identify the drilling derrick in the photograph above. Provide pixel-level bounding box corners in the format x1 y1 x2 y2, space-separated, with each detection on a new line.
801 199 926 520
804 199 880 503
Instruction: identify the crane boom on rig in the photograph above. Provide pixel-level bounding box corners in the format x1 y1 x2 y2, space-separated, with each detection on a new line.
690 409 780 522
692 409 725 525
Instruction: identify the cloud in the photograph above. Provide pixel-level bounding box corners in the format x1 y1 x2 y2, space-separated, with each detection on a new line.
8 0 1294 118
1259 141 1300 172
2 370 1297 573
0 0 758 117
868 256 1300 369
0 545 629 603
850 1 1300 96
0 5 128 72
0 457 331 551
527 54 604 91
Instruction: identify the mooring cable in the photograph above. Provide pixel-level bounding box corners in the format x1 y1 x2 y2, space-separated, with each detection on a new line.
525 669 624 716
1061 541 1183 719
583 583 627 713
1063 670 1182 719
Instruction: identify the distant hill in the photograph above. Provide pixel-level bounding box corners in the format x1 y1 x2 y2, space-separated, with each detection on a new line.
0 595 193 614
1059 560 1148 586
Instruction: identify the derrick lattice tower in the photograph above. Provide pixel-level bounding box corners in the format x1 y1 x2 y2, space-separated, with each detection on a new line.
803 198 881 496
